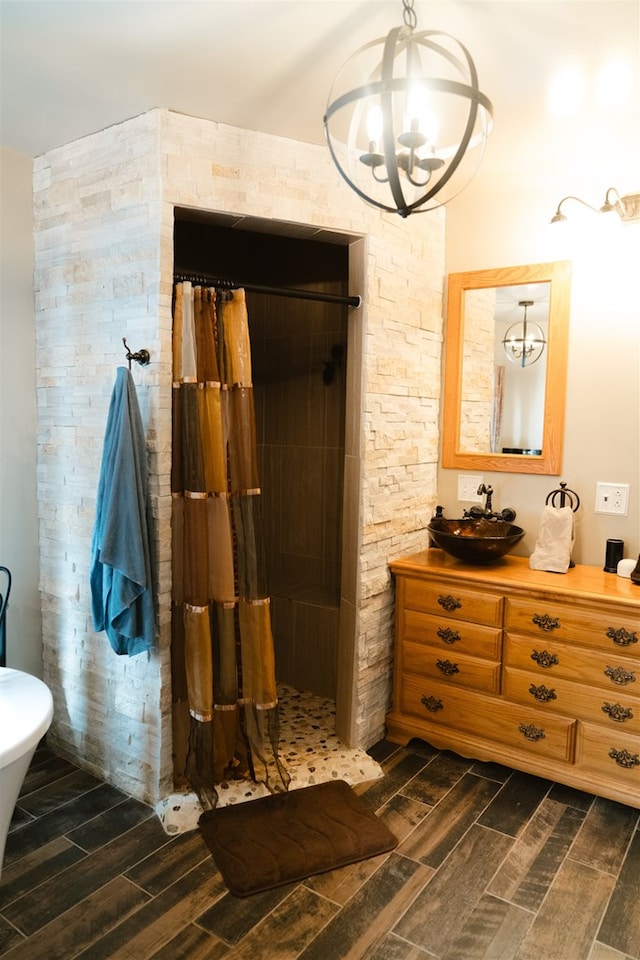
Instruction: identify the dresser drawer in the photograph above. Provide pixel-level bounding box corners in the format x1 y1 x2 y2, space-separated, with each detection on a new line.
404 577 503 626
504 634 638 691
400 674 575 762
503 667 640 735
505 598 639 653
402 608 502 659
576 722 640 788
404 640 500 693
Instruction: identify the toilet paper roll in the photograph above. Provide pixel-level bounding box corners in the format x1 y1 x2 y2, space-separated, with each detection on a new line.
617 558 636 578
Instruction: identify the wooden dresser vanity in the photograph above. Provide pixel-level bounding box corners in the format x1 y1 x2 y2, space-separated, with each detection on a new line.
387 549 640 808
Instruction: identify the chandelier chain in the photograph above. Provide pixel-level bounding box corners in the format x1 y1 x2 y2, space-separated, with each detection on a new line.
402 0 417 31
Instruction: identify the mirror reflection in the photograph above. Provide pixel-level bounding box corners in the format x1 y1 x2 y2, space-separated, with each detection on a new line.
461 282 550 456
442 261 571 475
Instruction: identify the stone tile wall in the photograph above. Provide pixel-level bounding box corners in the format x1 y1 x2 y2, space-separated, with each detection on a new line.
459 286 495 452
34 112 171 801
34 108 445 802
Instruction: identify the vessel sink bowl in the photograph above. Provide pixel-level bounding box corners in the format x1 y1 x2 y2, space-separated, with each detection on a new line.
428 517 525 563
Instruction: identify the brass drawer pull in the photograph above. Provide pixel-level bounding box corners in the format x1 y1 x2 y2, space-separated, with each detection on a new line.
437 626 460 644
606 627 638 647
438 594 462 612
421 694 444 713
518 723 546 742
532 613 560 632
531 649 559 668
602 702 634 723
528 683 557 703
436 659 460 677
608 748 640 769
604 665 636 686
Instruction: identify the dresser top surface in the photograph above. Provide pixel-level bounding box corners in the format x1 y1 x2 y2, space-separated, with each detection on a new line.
390 549 640 608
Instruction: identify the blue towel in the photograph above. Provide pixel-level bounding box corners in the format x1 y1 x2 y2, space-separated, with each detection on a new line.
90 367 156 656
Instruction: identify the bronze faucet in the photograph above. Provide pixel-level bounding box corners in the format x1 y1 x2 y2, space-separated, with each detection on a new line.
464 484 517 522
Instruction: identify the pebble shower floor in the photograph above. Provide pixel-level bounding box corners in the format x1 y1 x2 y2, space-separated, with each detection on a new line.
155 683 383 834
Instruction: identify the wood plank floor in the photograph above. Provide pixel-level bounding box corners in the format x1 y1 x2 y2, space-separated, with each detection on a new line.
1 738 639 959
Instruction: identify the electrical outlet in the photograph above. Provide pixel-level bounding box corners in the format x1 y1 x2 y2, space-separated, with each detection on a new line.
595 482 630 516
457 474 484 502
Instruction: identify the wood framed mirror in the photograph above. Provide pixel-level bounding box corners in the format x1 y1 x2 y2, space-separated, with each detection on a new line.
442 261 571 474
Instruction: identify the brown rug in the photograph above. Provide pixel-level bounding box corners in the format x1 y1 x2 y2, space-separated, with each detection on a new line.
198 779 398 897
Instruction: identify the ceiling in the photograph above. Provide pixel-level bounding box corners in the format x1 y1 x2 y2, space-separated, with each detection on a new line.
1 0 639 195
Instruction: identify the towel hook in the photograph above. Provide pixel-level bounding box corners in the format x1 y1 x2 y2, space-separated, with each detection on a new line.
122 338 150 370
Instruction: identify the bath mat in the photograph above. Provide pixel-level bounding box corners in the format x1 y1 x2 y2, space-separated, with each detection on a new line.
198 779 398 897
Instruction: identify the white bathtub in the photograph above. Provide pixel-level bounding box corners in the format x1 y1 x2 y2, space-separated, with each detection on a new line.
0 667 54 877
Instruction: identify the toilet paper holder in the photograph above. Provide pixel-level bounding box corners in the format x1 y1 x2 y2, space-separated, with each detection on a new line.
544 482 580 569
545 482 580 513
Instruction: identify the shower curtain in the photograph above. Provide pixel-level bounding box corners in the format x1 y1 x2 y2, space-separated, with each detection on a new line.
171 281 289 809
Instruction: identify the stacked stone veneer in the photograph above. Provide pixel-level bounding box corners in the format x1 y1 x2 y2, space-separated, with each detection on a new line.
34 108 445 803
459 286 496 452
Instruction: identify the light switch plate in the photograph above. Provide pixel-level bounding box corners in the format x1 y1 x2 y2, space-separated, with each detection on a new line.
457 474 484 502
595 482 630 516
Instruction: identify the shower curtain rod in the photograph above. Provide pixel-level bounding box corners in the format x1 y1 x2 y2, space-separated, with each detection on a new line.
173 272 362 309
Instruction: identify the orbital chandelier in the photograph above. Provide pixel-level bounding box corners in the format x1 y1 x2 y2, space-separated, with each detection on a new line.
323 0 494 217
502 300 546 368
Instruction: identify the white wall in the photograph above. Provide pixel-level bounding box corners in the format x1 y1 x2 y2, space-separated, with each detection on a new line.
440 169 640 568
0 146 42 676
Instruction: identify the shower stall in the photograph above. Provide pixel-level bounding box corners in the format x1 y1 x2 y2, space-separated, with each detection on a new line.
174 212 351 702
34 109 444 806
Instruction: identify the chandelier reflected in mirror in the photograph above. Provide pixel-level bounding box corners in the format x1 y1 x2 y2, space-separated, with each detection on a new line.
323 0 493 217
502 300 546 367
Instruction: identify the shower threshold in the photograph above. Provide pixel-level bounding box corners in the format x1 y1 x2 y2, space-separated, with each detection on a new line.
156 682 382 834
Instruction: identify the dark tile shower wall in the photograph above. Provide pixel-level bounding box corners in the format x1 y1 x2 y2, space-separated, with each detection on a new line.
251 295 348 700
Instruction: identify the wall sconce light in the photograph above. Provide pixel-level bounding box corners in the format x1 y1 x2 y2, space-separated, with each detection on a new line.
323 0 493 218
550 187 640 224
502 300 546 368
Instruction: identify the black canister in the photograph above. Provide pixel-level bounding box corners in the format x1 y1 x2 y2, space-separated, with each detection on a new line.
604 539 624 573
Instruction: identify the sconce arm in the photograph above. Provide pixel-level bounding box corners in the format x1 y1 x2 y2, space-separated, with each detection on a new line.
550 195 598 223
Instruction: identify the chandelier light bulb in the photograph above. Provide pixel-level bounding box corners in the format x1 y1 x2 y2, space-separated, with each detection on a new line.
366 105 383 148
405 86 425 134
